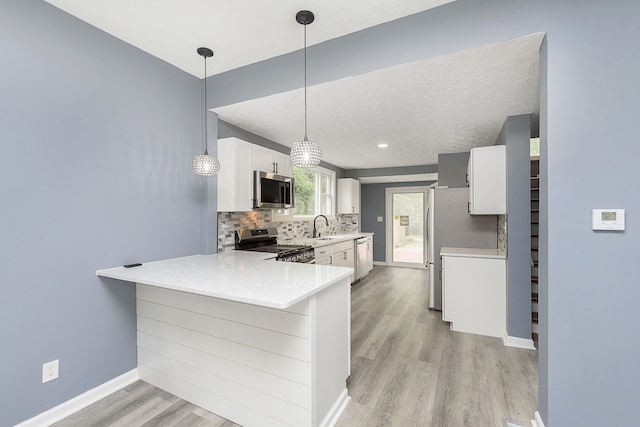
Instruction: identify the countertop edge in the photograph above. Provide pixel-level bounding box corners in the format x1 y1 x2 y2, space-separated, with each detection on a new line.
96 256 353 310
439 246 506 259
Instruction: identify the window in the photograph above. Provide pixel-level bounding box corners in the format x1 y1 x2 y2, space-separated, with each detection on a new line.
273 166 335 219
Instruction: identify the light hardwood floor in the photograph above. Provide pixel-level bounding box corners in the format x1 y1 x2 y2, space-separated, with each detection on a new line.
54 266 537 427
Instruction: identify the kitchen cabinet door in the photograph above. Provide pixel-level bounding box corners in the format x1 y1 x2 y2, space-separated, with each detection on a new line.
441 255 506 337
217 137 253 212
314 246 332 266
468 145 506 214
253 145 291 177
337 178 360 214
365 236 374 273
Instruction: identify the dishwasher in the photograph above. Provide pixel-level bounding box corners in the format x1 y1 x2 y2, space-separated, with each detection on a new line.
355 237 368 281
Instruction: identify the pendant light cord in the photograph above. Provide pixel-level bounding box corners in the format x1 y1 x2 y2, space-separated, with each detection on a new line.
303 23 308 142
203 54 209 155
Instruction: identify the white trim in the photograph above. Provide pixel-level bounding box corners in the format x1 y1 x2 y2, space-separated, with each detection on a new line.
385 186 429 267
15 369 139 427
503 333 537 350
373 261 387 266
531 410 545 427
318 388 351 427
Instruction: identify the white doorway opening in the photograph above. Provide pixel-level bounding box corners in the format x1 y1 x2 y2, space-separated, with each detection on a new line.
385 186 429 268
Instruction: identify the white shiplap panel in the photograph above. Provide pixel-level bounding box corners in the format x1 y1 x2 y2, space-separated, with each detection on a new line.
138 316 310 385
138 365 291 427
137 299 310 361
137 284 309 337
138 349 310 426
138 332 310 408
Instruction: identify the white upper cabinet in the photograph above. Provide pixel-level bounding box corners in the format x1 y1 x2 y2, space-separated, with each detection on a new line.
252 145 291 178
337 178 361 214
217 137 254 212
217 138 293 212
468 145 506 215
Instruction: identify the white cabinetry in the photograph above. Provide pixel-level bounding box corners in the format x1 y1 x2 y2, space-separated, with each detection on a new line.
365 235 374 274
253 145 291 177
217 137 253 212
217 138 293 212
315 240 355 283
441 252 505 338
337 178 360 214
467 145 506 214
314 246 332 266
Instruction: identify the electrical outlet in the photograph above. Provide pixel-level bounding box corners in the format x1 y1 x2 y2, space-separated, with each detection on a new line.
42 359 59 383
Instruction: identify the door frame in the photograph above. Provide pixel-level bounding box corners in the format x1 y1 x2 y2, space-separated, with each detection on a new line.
385 186 429 268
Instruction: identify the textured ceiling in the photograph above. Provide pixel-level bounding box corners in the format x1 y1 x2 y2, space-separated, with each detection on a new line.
44 0 455 77
214 33 544 170
43 1 542 172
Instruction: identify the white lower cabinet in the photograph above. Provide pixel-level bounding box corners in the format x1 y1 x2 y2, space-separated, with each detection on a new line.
331 240 355 283
314 246 332 266
315 240 355 283
441 254 506 338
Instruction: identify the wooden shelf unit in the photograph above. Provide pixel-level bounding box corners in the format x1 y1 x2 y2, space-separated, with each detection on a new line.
530 157 540 344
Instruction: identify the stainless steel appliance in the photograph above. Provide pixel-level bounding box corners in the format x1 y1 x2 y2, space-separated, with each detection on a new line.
355 235 372 281
427 187 498 310
235 227 314 263
253 171 294 209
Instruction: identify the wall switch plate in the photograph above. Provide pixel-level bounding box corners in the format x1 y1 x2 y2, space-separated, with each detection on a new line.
377 216 383 222
592 209 625 231
42 359 59 383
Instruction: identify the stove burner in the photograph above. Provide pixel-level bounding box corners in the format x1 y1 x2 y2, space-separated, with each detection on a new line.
235 228 315 263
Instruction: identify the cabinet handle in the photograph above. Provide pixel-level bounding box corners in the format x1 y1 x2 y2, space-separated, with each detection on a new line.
329 255 333 265
343 252 347 260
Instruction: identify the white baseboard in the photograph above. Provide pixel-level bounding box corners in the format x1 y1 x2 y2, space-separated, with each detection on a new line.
15 369 139 427
531 411 545 427
372 261 386 266
319 389 351 427
503 333 537 350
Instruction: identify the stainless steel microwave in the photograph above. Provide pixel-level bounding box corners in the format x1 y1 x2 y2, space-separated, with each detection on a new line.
253 171 295 209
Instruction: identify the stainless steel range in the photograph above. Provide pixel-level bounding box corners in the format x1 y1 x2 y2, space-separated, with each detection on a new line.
235 228 315 263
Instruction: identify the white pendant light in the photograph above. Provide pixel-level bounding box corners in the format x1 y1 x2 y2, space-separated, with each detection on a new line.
290 10 322 168
193 47 220 176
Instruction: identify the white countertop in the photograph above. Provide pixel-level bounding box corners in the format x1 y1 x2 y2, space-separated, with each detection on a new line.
96 251 353 309
288 232 374 248
440 247 506 259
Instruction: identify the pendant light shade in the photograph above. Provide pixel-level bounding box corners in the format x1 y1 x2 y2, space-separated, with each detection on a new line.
290 139 321 168
193 47 220 176
291 10 321 168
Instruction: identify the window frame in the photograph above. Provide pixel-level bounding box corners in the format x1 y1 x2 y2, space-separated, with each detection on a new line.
271 165 336 221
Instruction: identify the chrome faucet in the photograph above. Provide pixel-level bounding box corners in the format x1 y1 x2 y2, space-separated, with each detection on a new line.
313 215 329 238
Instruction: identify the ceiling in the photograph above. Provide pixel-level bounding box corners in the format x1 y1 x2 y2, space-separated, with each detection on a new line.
45 0 542 172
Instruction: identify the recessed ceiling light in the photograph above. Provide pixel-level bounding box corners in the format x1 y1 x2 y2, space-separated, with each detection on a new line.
378 143 389 148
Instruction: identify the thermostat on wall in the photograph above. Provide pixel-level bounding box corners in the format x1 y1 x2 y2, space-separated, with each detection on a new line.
592 209 625 231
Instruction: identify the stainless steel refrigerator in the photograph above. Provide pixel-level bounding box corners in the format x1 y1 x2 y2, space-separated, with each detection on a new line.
427 187 498 310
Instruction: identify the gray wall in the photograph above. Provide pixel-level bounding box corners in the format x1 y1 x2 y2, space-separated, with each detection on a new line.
0 1 210 425
437 152 470 188
496 115 532 340
360 182 436 262
208 1 640 425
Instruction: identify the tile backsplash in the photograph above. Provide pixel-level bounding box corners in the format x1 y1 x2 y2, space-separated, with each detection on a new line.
218 211 360 252
498 214 507 255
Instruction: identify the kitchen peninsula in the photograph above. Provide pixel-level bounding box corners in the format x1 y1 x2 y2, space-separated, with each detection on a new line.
97 251 352 427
